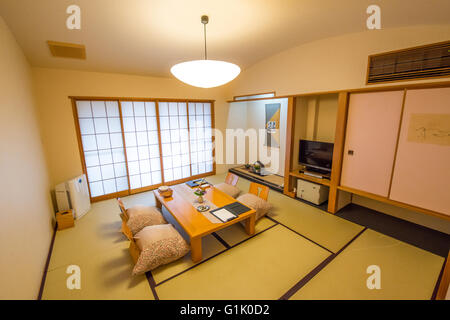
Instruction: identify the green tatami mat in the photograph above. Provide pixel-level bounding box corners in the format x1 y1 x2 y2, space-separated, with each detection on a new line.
152 234 227 284
48 199 127 271
43 241 154 300
215 217 276 247
290 229 444 300
209 173 364 253
268 192 363 253
156 225 331 300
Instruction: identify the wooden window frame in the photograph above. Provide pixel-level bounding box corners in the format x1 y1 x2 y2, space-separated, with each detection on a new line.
229 91 277 103
71 96 216 202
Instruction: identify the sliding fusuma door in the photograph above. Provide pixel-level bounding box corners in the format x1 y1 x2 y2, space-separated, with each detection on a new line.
340 91 404 197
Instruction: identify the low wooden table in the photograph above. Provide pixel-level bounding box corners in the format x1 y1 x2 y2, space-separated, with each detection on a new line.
153 183 256 263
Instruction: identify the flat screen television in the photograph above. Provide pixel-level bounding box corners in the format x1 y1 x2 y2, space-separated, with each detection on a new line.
299 140 334 173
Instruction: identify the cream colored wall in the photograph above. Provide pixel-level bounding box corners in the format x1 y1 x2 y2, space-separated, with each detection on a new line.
227 24 450 232
32 68 231 188
305 98 317 140
291 94 338 171
245 99 287 175
229 25 450 96
0 17 54 299
226 99 287 175
315 95 338 143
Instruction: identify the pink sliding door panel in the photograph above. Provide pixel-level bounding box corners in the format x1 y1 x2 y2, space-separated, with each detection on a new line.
340 91 404 197
389 88 450 216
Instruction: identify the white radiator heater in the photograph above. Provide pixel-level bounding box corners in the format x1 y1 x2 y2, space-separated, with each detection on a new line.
55 174 91 219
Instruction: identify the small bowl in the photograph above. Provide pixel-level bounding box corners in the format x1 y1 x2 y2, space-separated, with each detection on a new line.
158 187 173 198
196 205 210 212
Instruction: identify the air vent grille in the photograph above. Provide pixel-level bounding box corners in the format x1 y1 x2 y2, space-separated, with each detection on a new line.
47 41 86 59
367 41 450 84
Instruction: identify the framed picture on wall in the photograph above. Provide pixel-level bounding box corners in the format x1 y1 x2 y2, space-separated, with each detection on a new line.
265 103 281 148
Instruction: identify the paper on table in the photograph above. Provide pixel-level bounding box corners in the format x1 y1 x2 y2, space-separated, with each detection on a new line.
211 208 236 222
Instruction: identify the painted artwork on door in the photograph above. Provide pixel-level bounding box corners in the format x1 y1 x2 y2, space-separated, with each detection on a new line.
407 113 450 146
265 103 281 148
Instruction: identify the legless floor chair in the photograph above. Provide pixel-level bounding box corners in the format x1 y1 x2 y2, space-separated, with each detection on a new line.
215 172 241 198
117 198 134 241
225 172 239 186
129 236 140 264
248 182 269 201
117 198 166 239
237 182 272 220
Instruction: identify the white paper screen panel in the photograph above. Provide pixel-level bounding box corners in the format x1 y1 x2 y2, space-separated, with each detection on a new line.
121 101 162 190
76 100 129 197
75 99 214 198
160 102 191 182
189 102 214 176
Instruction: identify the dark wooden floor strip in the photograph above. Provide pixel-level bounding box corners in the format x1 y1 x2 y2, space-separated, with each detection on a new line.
146 271 159 300
336 203 450 257
212 232 231 249
279 227 368 300
37 223 57 300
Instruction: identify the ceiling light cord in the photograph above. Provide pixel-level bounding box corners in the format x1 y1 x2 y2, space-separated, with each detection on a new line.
203 19 208 60
170 15 240 88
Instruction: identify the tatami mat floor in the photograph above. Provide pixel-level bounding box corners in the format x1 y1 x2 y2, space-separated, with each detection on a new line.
289 229 444 300
42 173 445 300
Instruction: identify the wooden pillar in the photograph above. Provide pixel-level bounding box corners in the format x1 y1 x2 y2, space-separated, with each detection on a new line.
436 251 450 300
283 96 296 197
328 92 349 213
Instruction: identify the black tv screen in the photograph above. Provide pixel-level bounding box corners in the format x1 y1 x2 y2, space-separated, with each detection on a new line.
299 140 334 172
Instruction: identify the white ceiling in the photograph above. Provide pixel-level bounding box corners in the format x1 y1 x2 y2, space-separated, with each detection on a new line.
1 0 449 77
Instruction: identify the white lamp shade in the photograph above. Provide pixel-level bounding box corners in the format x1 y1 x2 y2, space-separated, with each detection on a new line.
171 60 241 88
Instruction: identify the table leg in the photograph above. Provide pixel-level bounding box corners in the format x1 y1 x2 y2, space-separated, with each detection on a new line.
190 237 202 263
154 195 162 210
245 213 256 236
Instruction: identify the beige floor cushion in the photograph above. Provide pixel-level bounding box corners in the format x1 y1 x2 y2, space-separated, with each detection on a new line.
215 183 241 198
132 224 190 275
126 205 167 235
237 193 272 220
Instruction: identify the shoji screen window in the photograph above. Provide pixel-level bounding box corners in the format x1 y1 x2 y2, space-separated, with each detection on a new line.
76 100 128 198
160 102 191 182
189 102 214 175
121 101 162 191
